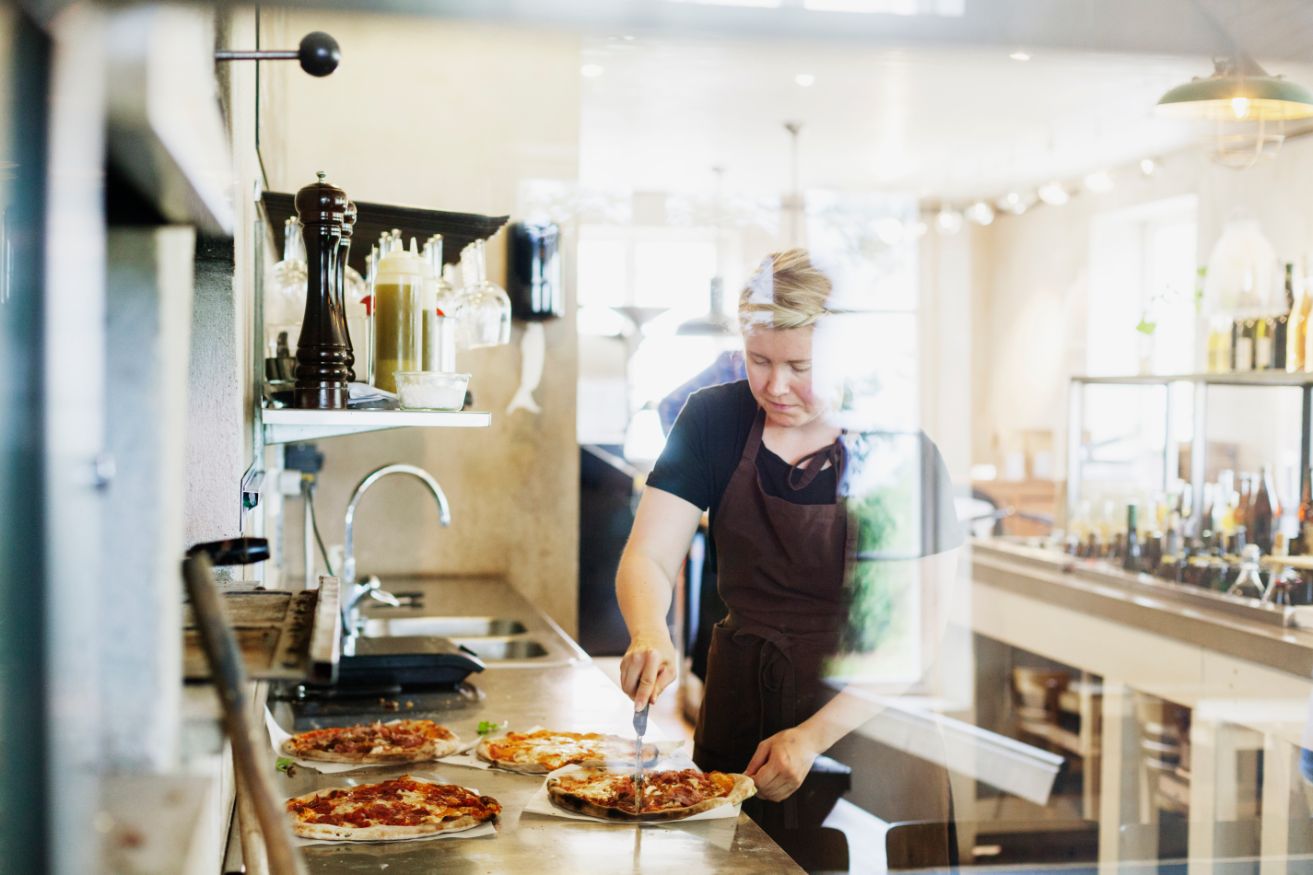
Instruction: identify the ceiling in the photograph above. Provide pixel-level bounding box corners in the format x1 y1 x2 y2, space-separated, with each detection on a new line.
578 35 1313 201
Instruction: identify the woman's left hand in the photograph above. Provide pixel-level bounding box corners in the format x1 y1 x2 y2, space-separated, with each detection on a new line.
743 726 822 802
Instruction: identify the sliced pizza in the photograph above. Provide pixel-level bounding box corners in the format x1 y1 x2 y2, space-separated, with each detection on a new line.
285 776 500 841
282 719 462 765
475 729 659 774
546 766 755 822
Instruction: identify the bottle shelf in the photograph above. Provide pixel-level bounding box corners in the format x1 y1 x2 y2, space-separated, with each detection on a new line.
1072 372 1313 387
261 407 491 445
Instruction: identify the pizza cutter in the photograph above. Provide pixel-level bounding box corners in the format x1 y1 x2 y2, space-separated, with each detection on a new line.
633 703 650 814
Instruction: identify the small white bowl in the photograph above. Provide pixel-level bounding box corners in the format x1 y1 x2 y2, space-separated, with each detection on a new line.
394 371 470 411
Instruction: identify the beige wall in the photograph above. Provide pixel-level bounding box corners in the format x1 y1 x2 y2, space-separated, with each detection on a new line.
259 11 582 633
969 135 1313 485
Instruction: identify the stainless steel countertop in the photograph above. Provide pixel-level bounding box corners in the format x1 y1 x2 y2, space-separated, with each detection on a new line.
269 578 804 874
972 539 1313 676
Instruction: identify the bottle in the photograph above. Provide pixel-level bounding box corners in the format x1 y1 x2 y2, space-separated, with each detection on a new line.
372 236 426 393
1290 266 1308 372
1303 265 1313 372
1233 317 1256 371
1251 466 1276 554
1299 468 1313 555
1255 316 1274 370
423 234 463 318
1123 504 1142 572
1275 263 1294 370
1237 473 1252 533
1206 318 1224 372
266 217 308 355
1228 544 1266 599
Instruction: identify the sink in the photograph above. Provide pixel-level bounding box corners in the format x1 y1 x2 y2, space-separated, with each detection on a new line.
359 606 585 669
363 616 528 638
450 636 548 661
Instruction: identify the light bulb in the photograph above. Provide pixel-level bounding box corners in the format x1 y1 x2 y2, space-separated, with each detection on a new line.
935 207 963 235
1038 182 1069 206
795 73 816 87
1009 51 1031 62
1083 170 1114 194
965 201 995 226
1139 157 1157 176
1231 96 1251 119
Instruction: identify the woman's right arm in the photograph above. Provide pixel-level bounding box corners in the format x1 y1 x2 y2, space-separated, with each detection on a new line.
616 487 703 710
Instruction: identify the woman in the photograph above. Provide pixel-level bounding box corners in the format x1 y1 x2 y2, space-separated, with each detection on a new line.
616 248 961 846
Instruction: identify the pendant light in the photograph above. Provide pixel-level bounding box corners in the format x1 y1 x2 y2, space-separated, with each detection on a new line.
677 165 736 336
781 120 805 248
1156 57 1313 169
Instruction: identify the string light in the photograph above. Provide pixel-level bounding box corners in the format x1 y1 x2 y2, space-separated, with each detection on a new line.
920 154 1163 233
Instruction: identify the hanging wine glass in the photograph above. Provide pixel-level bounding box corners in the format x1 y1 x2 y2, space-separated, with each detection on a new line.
457 239 512 348
265 217 307 357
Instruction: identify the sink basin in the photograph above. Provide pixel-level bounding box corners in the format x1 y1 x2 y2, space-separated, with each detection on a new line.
450 637 548 661
359 608 584 669
363 616 528 638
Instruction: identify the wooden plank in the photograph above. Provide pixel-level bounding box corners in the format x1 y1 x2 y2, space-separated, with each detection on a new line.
181 554 305 875
308 576 341 684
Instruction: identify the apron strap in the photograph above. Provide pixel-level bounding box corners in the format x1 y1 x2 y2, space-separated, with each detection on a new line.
786 442 843 491
742 408 767 463
729 622 803 830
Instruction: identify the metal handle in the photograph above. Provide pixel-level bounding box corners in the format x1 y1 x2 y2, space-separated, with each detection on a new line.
215 31 340 77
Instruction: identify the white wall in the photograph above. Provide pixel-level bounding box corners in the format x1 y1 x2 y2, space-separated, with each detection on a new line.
969 135 1313 494
260 11 583 632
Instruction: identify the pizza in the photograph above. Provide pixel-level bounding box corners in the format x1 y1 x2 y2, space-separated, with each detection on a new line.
546 766 755 822
281 719 462 764
285 776 500 841
476 729 659 774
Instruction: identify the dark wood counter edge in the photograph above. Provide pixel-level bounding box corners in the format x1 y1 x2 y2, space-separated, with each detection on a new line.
972 541 1313 678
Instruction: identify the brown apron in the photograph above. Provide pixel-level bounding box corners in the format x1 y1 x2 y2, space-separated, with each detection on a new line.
693 407 852 834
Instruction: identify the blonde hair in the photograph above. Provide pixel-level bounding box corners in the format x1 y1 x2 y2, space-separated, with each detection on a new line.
737 248 832 331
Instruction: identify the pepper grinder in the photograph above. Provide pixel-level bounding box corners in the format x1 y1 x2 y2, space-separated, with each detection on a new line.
337 199 358 381
293 171 351 408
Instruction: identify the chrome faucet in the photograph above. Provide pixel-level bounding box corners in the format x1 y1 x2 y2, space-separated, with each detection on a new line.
341 463 450 640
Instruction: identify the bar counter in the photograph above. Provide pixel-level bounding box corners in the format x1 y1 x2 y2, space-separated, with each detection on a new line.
970 538 1313 870
265 578 804 874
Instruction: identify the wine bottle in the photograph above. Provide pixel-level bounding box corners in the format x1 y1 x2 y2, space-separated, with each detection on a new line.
1123 504 1142 572
1288 266 1307 372
1299 467 1313 556
1275 263 1294 370
1255 317 1274 371
1234 317 1256 371
1237 474 1253 533
1251 466 1276 554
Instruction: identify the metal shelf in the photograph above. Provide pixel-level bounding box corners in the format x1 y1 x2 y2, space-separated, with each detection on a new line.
1067 372 1313 533
261 407 491 445
1072 372 1313 387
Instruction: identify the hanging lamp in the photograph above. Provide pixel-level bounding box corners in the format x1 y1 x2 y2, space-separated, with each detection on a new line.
1156 57 1313 169
677 166 736 336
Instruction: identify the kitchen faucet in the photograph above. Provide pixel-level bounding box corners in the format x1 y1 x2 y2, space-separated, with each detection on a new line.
341 463 450 640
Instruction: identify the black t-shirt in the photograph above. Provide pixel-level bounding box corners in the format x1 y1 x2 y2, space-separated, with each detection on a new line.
646 380 963 571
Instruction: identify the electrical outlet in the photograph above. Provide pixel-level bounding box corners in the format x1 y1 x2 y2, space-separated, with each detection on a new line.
284 442 323 474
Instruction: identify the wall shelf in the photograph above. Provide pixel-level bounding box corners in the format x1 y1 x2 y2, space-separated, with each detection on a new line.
1067 373 1313 533
261 407 491 445
1072 372 1313 387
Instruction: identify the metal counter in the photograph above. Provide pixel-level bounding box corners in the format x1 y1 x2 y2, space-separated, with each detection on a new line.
267 578 804 874
972 538 1313 677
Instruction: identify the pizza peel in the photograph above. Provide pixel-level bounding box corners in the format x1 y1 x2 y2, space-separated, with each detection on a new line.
183 550 308 875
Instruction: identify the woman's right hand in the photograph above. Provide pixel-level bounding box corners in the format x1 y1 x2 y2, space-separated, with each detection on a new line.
619 633 678 710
